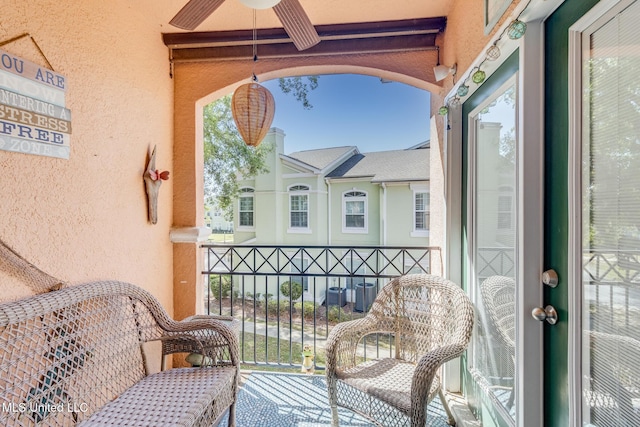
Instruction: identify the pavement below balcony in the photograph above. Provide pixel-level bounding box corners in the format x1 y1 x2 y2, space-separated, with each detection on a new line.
219 370 452 426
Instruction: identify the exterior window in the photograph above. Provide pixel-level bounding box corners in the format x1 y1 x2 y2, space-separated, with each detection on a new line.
289 185 310 231
497 194 512 230
415 192 430 231
238 187 254 228
343 190 367 233
411 184 429 237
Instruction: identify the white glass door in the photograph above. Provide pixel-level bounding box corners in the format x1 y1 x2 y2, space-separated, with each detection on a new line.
571 1 640 425
468 76 519 425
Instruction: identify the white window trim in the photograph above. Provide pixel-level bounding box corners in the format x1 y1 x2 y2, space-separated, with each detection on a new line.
411 184 430 237
497 186 515 232
342 190 368 234
287 184 311 233
237 187 255 231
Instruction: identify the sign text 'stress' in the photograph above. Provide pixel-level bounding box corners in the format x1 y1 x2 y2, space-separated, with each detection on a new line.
0 49 71 159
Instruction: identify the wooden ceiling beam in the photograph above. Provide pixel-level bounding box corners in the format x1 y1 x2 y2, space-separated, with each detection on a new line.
169 34 438 62
163 17 445 61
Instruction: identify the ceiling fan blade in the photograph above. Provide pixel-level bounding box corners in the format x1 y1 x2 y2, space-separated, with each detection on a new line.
272 0 320 51
170 0 227 30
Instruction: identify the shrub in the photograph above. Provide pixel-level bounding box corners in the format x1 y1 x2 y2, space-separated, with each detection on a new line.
327 306 340 323
280 280 303 301
267 298 291 316
294 301 317 320
209 274 232 299
327 306 353 323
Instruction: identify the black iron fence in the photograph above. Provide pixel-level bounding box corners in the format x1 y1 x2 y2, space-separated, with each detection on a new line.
201 244 440 370
583 249 640 337
476 247 640 336
476 247 515 281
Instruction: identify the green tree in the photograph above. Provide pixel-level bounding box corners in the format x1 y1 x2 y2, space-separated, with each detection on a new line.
280 280 303 301
204 77 319 219
209 274 232 299
203 95 273 220
278 76 319 110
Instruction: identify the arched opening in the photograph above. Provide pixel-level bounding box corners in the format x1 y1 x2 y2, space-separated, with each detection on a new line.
171 57 444 321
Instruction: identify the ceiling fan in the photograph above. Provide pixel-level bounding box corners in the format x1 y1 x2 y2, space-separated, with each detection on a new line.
169 0 321 51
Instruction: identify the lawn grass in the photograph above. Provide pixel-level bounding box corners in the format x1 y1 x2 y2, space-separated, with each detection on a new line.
208 233 234 243
239 332 326 373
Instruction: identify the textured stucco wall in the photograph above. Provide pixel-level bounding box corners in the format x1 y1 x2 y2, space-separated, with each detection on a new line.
0 1 174 310
431 0 523 107
429 0 524 138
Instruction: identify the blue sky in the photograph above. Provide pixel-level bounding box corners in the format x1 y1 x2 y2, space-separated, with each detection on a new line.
260 74 430 154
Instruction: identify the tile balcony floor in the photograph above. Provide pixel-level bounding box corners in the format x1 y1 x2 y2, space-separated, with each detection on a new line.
220 371 451 426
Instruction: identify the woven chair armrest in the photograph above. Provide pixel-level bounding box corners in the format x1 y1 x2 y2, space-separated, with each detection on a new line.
326 317 391 373
409 343 467 424
413 343 467 383
158 318 240 366
151 334 205 359
180 314 236 322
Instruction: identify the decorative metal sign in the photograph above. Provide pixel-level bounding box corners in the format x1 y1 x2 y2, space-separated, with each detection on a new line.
0 48 71 159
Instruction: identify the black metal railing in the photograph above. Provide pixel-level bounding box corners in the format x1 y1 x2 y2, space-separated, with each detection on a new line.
201 244 440 370
476 247 639 336
477 247 515 281
583 249 640 336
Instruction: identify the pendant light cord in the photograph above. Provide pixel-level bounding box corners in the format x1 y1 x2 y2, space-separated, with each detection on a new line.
252 9 258 82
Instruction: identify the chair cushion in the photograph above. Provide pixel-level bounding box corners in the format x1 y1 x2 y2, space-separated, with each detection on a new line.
81 367 236 426
337 358 440 414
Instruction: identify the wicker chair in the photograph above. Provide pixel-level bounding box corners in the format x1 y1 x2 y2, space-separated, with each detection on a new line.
479 275 516 409
325 274 474 427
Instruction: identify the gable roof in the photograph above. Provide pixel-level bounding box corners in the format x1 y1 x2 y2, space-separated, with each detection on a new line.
408 139 430 150
326 148 429 183
284 146 357 172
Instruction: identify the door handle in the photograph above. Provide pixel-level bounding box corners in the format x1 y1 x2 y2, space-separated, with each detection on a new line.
531 305 558 325
541 269 558 288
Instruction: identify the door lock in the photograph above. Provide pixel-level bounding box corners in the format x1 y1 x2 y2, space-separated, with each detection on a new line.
542 269 558 288
531 305 558 325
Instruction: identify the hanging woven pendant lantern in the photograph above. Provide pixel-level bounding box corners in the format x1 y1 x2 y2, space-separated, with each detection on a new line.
231 82 276 147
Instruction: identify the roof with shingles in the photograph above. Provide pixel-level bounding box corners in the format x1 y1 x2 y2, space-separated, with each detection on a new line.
285 146 357 171
325 148 429 182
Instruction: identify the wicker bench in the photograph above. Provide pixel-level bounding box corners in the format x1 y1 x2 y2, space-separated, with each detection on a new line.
0 280 240 427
